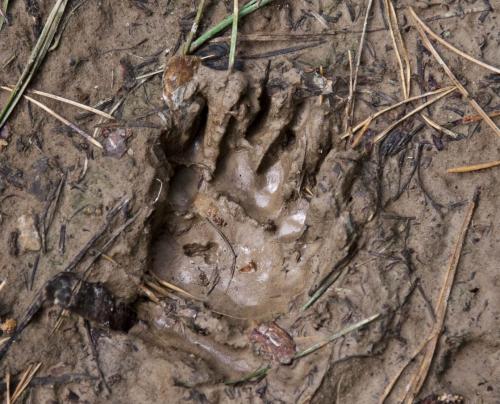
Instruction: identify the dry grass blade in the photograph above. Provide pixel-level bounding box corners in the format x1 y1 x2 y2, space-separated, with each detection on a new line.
343 50 354 136
0 87 102 148
1 86 114 120
411 9 500 74
345 86 453 139
403 191 478 403
294 313 381 359
184 0 207 55
347 0 374 134
228 0 239 71
371 87 456 145
384 0 410 98
447 160 500 173
11 362 42 403
379 336 432 404
420 113 459 138
0 0 69 129
0 0 9 31
409 7 500 138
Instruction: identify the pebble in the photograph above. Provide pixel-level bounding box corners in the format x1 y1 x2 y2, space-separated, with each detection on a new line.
17 214 41 252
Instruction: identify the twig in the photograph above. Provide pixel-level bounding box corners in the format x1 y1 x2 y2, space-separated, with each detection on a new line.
371 87 456 145
409 7 500 138
447 160 500 173
410 9 500 75
0 0 69 128
403 190 479 403
184 0 207 55
228 0 239 71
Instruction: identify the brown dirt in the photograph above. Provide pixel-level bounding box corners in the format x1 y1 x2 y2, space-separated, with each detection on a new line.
0 1 499 403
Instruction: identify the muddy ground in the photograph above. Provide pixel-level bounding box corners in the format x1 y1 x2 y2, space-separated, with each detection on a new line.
0 0 499 403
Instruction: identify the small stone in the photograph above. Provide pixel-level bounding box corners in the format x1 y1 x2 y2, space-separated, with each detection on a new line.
0 318 16 335
17 214 41 252
0 139 8 151
103 128 128 158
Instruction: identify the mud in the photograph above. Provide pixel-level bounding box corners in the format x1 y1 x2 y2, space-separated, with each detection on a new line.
0 0 499 403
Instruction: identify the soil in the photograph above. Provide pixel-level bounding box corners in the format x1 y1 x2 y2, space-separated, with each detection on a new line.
0 0 499 403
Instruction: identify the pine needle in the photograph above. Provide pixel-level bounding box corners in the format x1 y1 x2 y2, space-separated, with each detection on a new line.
1 86 114 120
447 160 500 173
403 191 478 403
346 0 374 135
0 0 69 129
11 362 42 403
228 0 239 71
410 9 500 75
420 113 459 138
409 7 500 138
371 86 456 145
150 273 201 301
346 86 454 144
0 87 102 148
383 0 410 98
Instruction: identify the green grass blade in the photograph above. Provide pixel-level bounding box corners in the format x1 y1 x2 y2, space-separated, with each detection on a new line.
294 313 381 359
188 0 274 53
228 0 239 71
0 0 69 128
184 0 207 55
224 365 271 385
